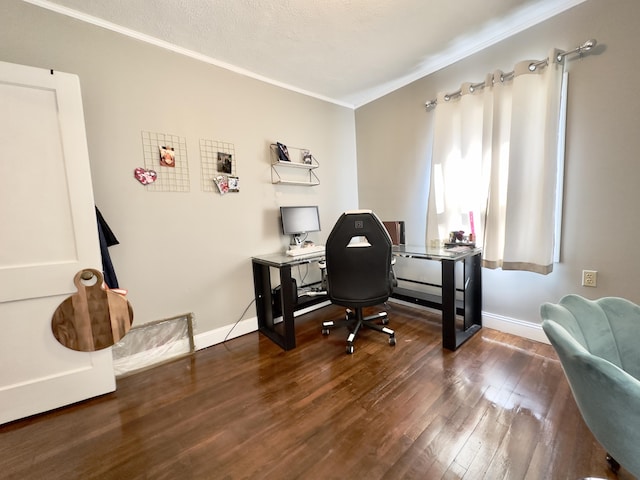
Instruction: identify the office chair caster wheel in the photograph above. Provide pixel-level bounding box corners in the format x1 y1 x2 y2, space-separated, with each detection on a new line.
606 453 620 473
322 328 330 336
381 317 389 325
346 344 354 354
389 335 396 346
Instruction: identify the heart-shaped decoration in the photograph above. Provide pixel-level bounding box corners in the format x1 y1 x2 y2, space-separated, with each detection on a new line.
134 167 157 185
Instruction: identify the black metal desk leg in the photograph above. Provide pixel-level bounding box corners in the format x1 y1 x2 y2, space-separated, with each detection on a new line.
252 261 297 350
279 266 297 350
253 261 273 330
441 259 456 350
464 253 482 330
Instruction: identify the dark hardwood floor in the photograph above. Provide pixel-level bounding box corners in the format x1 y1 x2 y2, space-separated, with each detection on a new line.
0 302 633 479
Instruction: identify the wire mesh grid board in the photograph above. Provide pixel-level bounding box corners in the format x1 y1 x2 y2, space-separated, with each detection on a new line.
141 131 190 192
200 139 236 192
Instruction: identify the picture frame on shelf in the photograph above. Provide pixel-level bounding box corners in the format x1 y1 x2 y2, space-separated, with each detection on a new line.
301 149 313 165
276 142 290 162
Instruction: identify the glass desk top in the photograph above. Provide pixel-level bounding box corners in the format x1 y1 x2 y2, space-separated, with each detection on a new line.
392 244 481 261
252 245 481 267
252 250 326 267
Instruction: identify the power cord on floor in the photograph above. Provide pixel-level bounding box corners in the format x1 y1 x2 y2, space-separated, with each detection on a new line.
223 297 256 343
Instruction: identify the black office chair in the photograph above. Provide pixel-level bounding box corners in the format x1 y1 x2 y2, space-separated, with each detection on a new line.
321 210 396 354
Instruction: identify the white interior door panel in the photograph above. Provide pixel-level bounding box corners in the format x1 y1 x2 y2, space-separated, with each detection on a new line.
0 61 114 425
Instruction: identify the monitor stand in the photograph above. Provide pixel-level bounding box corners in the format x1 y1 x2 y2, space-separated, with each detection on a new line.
290 234 303 248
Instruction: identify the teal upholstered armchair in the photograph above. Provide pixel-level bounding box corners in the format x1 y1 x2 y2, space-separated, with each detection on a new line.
540 294 640 477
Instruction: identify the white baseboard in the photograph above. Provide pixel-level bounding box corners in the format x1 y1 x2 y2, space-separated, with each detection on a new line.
482 312 549 344
195 317 258 350
196 300 548 351
194 300 331 351
388 297 549 345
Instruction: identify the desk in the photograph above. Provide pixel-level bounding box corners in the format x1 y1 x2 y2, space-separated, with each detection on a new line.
251 246 482 351
252 250 327 351
391 245 482 350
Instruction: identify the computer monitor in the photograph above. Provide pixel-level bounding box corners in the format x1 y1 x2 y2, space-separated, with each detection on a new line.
280 205 321 246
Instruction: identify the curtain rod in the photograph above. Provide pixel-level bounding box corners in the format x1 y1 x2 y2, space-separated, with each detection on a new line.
424 38 597 110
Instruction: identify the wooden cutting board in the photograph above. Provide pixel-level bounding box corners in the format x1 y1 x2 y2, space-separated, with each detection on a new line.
51 269 134 352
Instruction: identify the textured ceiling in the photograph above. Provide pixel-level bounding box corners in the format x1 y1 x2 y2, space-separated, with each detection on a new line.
28 0 586 107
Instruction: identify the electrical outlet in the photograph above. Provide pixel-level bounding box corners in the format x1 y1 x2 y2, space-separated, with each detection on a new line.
582 270 597 287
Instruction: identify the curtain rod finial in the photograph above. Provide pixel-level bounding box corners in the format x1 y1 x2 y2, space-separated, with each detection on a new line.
556 38 598 63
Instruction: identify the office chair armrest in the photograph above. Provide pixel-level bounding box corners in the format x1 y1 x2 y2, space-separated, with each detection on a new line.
390 259 398 288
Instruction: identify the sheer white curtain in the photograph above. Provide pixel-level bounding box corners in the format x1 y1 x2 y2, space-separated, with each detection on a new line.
427 49 566 274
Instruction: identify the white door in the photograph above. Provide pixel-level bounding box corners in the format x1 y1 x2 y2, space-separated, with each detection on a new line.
0 61 114 424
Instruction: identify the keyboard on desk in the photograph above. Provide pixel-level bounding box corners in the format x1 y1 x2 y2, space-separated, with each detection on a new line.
286 245 325 257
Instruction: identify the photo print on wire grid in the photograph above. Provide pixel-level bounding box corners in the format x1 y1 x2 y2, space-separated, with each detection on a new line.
140 131 190 192
213 175 239 195
217 152 232 174
200 138 238 193
159 145 176 167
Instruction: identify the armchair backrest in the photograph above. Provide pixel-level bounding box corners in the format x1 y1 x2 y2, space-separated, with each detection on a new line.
541 294 640 477
325 210 392 308
541 294 640 379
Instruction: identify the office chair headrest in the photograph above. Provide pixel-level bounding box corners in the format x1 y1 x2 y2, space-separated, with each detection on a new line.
343 209 373 215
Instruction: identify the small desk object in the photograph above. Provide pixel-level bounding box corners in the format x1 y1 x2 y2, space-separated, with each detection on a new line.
251 250 327 351
391 245 482 350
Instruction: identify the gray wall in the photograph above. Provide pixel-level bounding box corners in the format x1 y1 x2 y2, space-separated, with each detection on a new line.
1 0 358 342
4 0 639 345
356 0 640 329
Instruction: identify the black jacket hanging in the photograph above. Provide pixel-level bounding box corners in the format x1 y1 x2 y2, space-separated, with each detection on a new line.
95 206 120 289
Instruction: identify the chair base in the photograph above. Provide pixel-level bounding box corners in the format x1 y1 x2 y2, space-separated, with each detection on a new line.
606 453 620 473
579 454 621 480
321 307 396 354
